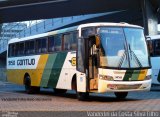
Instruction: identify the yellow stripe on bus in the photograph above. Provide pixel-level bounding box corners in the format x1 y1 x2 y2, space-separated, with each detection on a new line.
31 54 49 86
138 69 148 81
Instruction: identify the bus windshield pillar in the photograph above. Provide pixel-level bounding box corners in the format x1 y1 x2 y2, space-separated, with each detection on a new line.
141 0 158 35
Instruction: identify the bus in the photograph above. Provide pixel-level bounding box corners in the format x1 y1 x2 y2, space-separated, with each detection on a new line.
7 22 151 100
147 35 160 85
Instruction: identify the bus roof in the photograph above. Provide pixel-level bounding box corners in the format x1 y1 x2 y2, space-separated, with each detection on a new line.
77 22 142 29
8 22 142 44
146 35 160 40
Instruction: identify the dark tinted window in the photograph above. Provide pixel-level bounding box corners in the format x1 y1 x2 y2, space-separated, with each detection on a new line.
54 35 62 51
154 39 160 56
15 43 19 56
48 36 54 52
41 39 47 53
63 32 77 51
8 44 15 57
82 28 96 38
71 32 77 50
19 42 25 56
36 39 42 53
36 38 47 54
25 41 30 55
29 40 35 54
25 40 35 55
63 34 71 50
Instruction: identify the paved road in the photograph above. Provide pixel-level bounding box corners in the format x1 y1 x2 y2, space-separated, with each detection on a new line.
0 81 160 112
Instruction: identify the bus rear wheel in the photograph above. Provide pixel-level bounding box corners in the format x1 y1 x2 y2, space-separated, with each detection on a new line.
24 76 40 94
114 92 128 99
77 92 89 101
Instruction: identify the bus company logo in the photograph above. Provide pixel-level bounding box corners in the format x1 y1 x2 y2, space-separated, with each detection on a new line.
8 58 35 66
17 59 35 66
69 57 76 66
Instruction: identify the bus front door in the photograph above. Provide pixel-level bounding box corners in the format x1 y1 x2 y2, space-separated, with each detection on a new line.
88 36 98 91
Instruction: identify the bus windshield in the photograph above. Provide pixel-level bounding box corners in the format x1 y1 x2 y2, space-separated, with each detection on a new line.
98 27 150 68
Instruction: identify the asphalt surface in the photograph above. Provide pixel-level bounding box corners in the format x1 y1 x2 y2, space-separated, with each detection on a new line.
0 81 160 117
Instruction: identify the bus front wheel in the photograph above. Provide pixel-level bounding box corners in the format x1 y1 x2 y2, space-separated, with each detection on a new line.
77 92 89 101
24 76 40 94
114 92 128 99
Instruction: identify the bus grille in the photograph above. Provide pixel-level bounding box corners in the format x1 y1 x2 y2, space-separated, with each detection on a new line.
116 84 142 90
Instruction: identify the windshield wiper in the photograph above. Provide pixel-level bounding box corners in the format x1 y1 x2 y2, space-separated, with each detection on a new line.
128 44 142 67
118 44 127 68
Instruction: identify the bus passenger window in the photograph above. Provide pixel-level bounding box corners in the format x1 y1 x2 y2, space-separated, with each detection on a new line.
36 39 42 53
8 44 12 57
29 41 35 54
41 39 47 53
147 40 153 56
64 34 71 50
54 35 62 51
25 41 30 55
19 42 25 56
15 43 19 56
82 28 96 38
48 36 54 52
154 40 160 56
71 32 77 50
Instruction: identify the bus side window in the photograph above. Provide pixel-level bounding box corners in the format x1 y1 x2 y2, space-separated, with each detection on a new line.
71 31 77 50
8 44 12 57
36 39 42 54
25 41 30 55
29 40 35 55
48 36 54 52
54 34 62 51
82 28 96 38
147 40 153 56
63 34 71 50
12 44 16 57
41 38 47 53
63 31 77 51
15 43 19 57
154 40 160 56
19 42 25 56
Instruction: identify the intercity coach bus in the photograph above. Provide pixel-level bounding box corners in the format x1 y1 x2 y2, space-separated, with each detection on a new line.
7 23 151 100
147 35 160 85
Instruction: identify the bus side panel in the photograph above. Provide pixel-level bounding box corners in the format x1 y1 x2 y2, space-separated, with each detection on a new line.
7 69 24 85
32 54 49 86
151 57 160 84
40 53 57 87
40 52 68 88
7 69 37 85
7 55 49 87
56 52 77 90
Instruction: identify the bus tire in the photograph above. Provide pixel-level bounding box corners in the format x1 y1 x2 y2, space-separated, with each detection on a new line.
77 92 89 101
53 88 67 94
24 76 40 94
114 92 128 99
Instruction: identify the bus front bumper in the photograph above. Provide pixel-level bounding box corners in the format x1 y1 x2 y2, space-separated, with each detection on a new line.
98 79 152 93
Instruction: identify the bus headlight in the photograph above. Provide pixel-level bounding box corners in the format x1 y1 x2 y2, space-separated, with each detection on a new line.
99 75 114 81
145 75 151 80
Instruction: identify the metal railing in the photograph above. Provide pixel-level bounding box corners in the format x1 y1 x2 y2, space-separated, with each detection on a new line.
0 12 119 53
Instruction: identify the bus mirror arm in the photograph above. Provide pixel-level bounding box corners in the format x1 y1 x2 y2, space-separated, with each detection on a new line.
145 36 151 41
